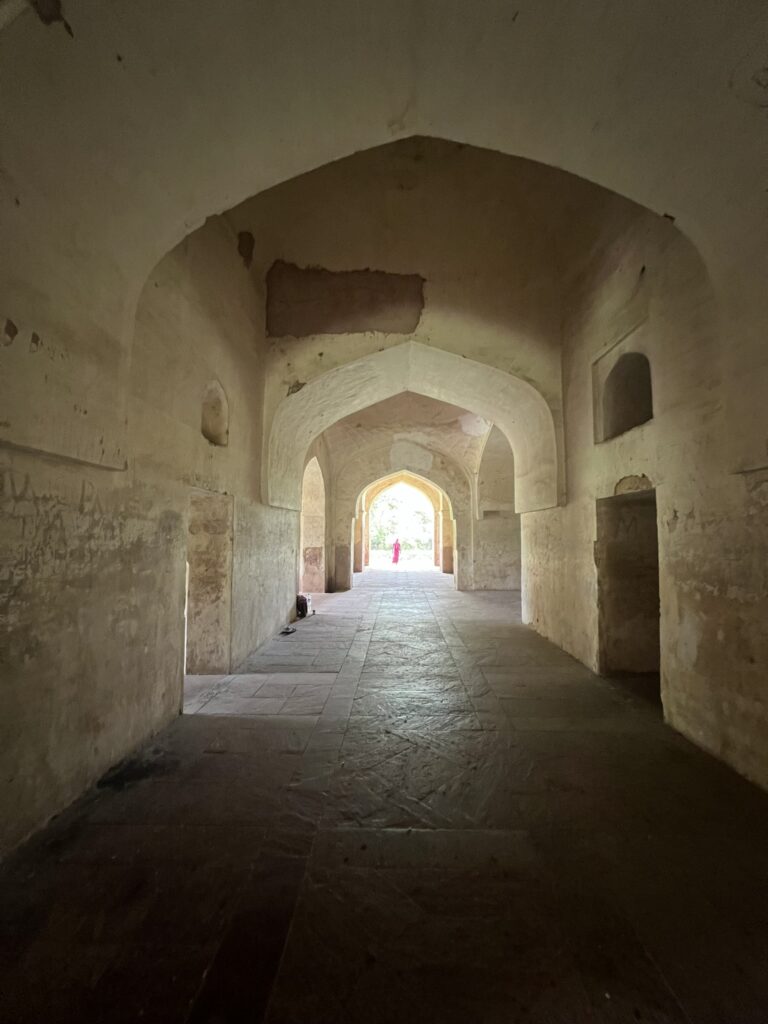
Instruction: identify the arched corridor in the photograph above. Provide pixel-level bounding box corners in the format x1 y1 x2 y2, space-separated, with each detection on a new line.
3 3 768 1020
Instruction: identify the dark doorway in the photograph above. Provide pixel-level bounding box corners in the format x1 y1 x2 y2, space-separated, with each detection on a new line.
595 489 660 705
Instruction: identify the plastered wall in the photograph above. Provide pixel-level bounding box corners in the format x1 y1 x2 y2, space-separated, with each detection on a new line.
0 453 184 854
230 500 298 670
186 492 234 675
521 201 768 790
0 218 297 854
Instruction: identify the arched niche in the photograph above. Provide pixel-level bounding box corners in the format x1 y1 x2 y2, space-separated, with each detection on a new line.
475 426 521 590
266 342 560 513
201 380 229 446
601 353 653 440
477 425 515 518
299 457 326 592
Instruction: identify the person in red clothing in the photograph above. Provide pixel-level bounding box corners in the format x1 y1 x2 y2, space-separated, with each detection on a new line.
392 538 401 565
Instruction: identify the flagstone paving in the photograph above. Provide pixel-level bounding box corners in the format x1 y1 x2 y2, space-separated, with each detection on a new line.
2 570 768 1022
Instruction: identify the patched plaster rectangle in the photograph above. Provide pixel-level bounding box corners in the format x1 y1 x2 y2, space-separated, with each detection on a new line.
266 261 424 337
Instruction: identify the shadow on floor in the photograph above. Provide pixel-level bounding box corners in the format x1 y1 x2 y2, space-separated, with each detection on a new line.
2 573 768 1023
605 671 662 711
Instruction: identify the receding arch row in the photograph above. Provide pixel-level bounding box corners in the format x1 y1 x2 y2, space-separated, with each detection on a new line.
267 341 561 515
355 470 456 579
328 450 472 590
338 442 469 522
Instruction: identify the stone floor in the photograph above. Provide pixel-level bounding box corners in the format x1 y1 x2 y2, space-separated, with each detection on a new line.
3 570 768 1022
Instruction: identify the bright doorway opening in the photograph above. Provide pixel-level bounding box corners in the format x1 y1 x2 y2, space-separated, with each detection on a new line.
368 481 435 570
353 470 456 583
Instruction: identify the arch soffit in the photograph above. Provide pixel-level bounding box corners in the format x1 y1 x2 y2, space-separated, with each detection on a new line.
345 457 465 522
363 474 444 515
301 454 326 491
335 439 471 508
267 341 559 513
300 456 326 515
332 424 483 488
123 115 721 298
3 2 728 348
366 475 440 509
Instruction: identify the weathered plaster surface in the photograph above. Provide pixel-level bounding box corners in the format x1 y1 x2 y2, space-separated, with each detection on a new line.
1 219 296 854
266 261 424 337
0 452 183 853
186 492 233 674
230 501 298 670
519 203 768 789
237 141 567 420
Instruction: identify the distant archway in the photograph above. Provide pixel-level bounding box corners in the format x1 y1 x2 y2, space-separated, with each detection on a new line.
367 481 435 570
352 469 456 585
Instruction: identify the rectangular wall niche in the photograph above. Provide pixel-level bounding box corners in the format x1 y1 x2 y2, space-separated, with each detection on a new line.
591 319 650 443
266 260 424 337
186 491 234 674
595 490 660 679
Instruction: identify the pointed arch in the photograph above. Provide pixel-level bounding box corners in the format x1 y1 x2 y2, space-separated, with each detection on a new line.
358 469 453 519
355 470 456 580
266 342 561 513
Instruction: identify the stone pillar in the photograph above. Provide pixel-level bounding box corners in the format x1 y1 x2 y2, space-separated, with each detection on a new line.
441 509 454 574
332 542 353 590
186 492 234 673
454 513 475 591
330 519 354 591
363 510 371 566
353 515 364 573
